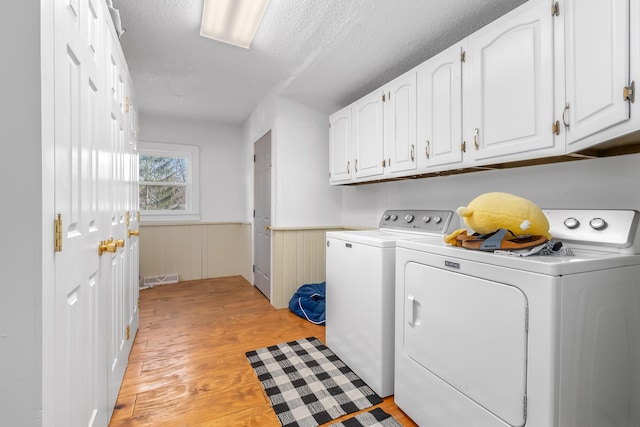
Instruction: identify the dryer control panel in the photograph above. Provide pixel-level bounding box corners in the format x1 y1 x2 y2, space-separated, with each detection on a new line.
379 210 456 234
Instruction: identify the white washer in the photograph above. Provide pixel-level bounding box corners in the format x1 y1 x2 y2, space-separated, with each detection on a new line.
326 209 456 397
395 209 640 427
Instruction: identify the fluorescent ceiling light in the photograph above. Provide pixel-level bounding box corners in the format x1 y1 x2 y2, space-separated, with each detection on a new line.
200 0 271 49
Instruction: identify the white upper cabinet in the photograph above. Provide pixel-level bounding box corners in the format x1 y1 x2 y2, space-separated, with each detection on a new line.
464 0 561 165
560 0 632 151
329 106 352 184
416 42 464 172
328 0 640 185
383 71 417 174
352 90 385 180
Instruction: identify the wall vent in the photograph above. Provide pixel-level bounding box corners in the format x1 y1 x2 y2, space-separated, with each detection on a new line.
141 274 179 289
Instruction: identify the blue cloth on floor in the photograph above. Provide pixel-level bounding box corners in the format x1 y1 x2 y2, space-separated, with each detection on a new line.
288 282 326 325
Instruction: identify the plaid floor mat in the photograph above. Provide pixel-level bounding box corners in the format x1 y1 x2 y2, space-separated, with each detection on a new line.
328 408 402 427
246 337 383 427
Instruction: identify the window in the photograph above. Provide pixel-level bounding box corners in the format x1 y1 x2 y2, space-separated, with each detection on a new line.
138 141 200 221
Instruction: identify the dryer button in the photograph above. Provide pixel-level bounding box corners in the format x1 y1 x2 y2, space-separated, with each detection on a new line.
589 217 607 230
564 217 580 229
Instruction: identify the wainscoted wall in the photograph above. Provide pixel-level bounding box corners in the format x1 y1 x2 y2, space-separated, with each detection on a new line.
139 223 252 283
271 227 352 309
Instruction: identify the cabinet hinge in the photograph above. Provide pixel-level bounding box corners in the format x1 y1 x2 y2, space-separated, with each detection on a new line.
551 2 560 16
253 154 256 162
126 325 130 340
460 49 466 63
125 211 130 227
382 93 386 102
623 81 635 103
54 214 62 252
461 141 466 153
252 264 255 273
253 209 256 218
382 159 386 167
552 120 561 136
125 96 130 113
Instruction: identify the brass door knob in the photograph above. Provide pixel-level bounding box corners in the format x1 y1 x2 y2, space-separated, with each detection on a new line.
115 239 125 248
98 240 117 256
128 229 139 238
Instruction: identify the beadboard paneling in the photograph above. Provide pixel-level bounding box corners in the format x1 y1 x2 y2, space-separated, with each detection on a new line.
271 228 345 309
139 223 251 283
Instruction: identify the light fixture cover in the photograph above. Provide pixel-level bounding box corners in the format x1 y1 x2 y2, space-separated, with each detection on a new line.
200 0 271 49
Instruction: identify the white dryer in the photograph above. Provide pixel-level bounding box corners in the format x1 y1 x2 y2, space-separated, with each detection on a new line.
325 209 456 397
395 209 640 427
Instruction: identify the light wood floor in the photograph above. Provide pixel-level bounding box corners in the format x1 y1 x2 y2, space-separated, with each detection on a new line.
109 276 418 427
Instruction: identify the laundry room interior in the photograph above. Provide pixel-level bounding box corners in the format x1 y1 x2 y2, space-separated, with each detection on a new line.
4 0 640 426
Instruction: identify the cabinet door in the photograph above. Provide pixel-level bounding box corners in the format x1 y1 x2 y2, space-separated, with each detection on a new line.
465 0 559 164
352 91 384 179
417 43 464 171
383 71 417 174
329 106 352 184
563 0 630 151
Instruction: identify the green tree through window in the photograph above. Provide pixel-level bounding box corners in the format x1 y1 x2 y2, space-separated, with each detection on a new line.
139 155 188 210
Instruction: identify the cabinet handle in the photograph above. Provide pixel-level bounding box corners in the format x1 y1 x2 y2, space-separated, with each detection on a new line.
562 103 570 130
473 128 480 150
355 159 358 173
425 141 430 159
347 161 350 174
410 145 415 162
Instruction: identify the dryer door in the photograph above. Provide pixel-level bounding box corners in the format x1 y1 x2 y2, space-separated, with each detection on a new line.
402 262 528 427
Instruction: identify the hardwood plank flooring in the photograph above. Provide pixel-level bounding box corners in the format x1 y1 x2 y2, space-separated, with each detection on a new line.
109 276 418 427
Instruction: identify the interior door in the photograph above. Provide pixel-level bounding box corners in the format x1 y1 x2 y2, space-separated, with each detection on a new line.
53 0 107 426
402 262 528 427
105 26 130 414
254 131 272 299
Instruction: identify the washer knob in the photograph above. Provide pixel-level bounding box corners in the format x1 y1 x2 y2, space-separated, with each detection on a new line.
390 214 398 221
423 216 431 223
589 217 607 230
564 217 580 229
434 216 442 224
383 214 390 220
404 214 414 223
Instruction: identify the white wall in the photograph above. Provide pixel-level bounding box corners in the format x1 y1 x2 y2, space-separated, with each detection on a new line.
273 98 343 227
342 153 640 227
140 114 248 222
242 95 343 227
0 2 43 425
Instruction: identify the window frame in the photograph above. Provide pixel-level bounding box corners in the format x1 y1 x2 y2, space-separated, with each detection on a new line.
138 141 200 222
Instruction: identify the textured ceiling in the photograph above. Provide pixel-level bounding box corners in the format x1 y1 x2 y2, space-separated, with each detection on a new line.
112 0 527 124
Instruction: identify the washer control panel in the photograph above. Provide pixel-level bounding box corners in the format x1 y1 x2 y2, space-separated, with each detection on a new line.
379 210 455 234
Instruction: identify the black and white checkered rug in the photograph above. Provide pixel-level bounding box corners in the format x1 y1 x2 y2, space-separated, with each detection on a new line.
246 337 383 427
328 408 402 427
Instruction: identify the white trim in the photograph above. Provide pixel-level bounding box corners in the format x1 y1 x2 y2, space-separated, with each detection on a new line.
138 141 200 222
